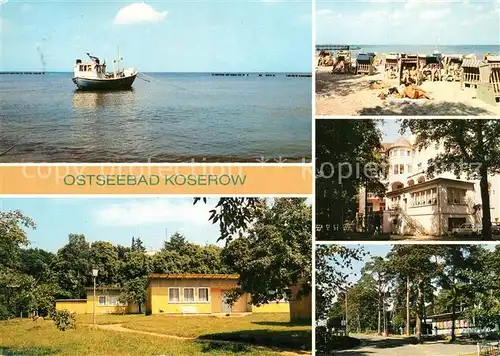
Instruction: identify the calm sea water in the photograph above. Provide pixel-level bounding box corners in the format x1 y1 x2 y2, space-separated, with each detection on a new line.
0 73 311 163
316 44 500 57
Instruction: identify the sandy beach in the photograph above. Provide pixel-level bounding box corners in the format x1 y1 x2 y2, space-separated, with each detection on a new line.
316 66 500 116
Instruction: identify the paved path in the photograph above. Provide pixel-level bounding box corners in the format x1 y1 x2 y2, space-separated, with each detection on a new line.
93 323 310 356
332 335 477 356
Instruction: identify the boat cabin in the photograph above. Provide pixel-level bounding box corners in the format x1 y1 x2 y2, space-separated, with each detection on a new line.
74 56 110 79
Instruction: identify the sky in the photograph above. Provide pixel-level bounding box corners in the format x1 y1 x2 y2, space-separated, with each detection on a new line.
381 118 406 142
316 0 500 45
0 197 225 252
0 0 312 72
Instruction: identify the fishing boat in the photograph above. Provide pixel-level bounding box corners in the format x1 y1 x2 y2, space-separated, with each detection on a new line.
72 49 136 90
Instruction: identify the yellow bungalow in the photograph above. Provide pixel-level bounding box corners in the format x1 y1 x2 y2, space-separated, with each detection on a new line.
146 273 290 315
55 286 140 314
55 274 310 320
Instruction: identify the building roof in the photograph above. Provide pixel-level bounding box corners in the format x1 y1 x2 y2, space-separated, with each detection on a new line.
85 286 121 291
54 299 86 302
148 273 240 281
427 312 464 319
381 143 392 151
390 136 412 149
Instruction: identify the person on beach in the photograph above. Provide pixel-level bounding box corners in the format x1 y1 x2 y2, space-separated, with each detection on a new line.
402 79 433 100
409 66 418 83
402 68 410 84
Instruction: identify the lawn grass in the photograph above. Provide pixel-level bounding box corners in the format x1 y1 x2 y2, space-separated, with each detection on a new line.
0 319 282 356
76 313 147 325
119 313 312 351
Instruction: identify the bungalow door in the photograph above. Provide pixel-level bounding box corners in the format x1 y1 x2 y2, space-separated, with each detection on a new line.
221 292 232 313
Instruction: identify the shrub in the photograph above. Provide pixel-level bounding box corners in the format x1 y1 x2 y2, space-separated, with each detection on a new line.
51 310 76 331
0 304 11 320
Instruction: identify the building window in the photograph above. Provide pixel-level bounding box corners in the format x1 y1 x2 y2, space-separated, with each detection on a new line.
411 188 437 207
183 288 195 302
399 164 404 174
447 188 466 205
168 288 180 303
400 149 404 157
198 288 209 302
393 165 398 175
98 296 106 306
407 150 411 156
108 296 117 306
417 163 422 170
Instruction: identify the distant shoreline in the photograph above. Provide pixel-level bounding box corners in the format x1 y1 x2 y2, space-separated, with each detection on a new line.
0 71 313 75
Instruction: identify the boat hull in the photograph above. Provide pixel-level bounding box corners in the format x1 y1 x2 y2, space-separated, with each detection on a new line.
72 74 136 90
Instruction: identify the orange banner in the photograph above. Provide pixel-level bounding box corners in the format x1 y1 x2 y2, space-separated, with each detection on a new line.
0 165 312 195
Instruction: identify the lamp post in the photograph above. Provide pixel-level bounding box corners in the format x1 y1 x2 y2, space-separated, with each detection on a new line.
92 268 98 327
344 290 349 337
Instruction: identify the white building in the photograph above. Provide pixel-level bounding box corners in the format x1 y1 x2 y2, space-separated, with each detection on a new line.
359 136 500 236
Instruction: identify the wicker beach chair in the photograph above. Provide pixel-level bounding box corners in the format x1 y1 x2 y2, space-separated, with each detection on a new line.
331 50 354 75
442 55 463 82
477 62 500 105
384 54 399 80
461 58 482 89
399 56 421 85
355 52 375 75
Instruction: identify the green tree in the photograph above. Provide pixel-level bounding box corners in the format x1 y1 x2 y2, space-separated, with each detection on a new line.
363 256 392 335
90 241 119 287
315 119 386 238
315 245 366 322
131 237 146 252
193 198 265 242
343 274 379 333
463 246 500 331
400 119 500 239
162 232 188 251
0 210 34 269
120 277 148 314
54 234 91 298
19 248 56 284
222 198 311 306
117 250 150 314
434 245 480 342
387 245 437 342
0 211 36 317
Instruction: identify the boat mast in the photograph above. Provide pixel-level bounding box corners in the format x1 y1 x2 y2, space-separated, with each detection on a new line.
117 46 120 73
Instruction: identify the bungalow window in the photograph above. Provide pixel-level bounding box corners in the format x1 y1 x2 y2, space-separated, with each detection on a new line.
198 288 209 302
183 288 195 302
108 296 118 306
168 288 180 303
98 296 106 306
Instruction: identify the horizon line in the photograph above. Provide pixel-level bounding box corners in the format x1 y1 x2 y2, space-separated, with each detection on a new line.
0 71 313 74
316 43 500 46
